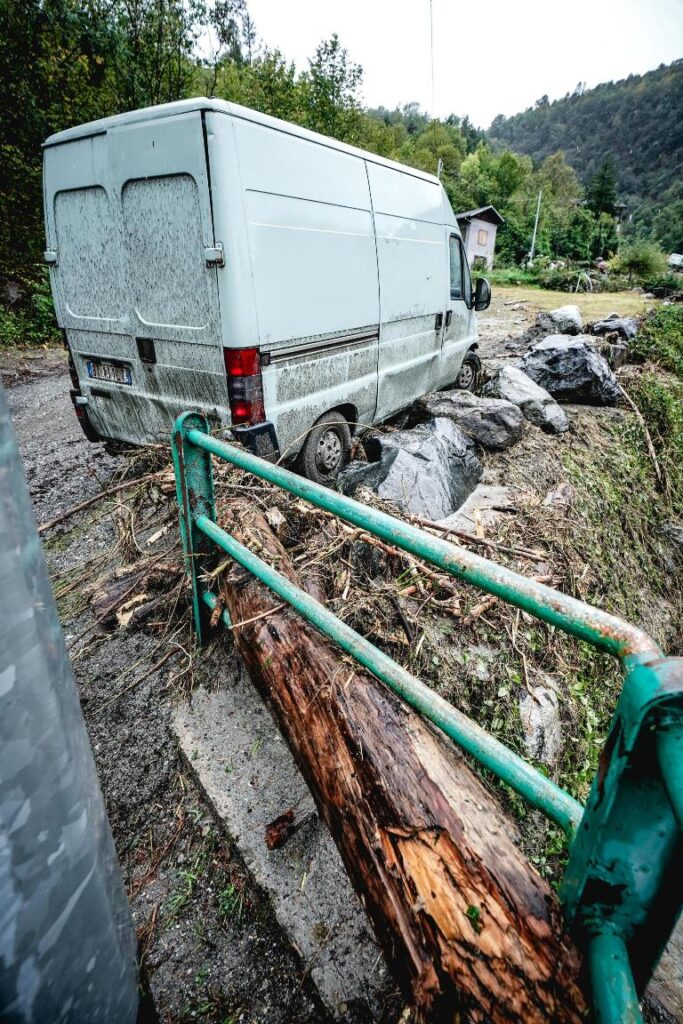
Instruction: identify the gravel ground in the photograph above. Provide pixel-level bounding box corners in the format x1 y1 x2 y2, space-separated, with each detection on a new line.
5 363 333 1024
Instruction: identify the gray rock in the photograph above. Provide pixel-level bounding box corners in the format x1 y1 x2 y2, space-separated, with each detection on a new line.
543 482 576 507
522 335 621 406
337 418 482 520
482 364 569 434
439 484 519 533
537 304 583 335
519 684 562 767
661 522 683 572
591 312 638 340
591 338 629 369
415 390 525 451
663 522 683 551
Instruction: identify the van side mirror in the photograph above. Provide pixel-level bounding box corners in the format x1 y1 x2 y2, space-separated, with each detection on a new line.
474 277 491 312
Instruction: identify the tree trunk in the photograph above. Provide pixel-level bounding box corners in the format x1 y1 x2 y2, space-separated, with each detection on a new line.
218 505 587 1023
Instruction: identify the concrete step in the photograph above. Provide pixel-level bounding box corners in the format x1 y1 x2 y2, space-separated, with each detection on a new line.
172 660 393 1020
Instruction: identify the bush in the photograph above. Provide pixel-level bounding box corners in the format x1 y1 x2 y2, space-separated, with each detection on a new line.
487 266 540 287
611 240 668 284
0 270 60 347
630 305 683 379
536 266 585 291
642 273 683 299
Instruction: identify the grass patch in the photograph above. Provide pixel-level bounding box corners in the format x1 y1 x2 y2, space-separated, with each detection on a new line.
485 284 658 321
630 304 683 378
627 370 683 509
488 267 540 288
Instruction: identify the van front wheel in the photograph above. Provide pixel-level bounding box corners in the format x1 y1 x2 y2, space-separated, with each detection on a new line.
454 351 481 392
298 411 352 485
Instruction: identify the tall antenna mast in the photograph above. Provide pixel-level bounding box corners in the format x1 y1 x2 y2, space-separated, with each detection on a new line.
429 0 438 170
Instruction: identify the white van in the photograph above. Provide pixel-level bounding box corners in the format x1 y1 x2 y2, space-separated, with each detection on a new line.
43 98 490 483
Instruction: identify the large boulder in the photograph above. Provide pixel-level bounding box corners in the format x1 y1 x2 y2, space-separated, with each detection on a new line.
537 305 582 336
522 335 621 406
591 312 638 340
415 390 525 451
482 365 569 434
337 418 482 520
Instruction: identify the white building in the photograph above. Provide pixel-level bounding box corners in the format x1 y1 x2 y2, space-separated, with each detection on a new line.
455 206 504 270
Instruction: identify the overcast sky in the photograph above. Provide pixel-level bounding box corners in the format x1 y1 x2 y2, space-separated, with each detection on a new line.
246 0 683 128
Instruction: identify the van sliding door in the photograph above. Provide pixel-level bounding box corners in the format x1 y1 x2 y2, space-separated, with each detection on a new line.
368 164 445 422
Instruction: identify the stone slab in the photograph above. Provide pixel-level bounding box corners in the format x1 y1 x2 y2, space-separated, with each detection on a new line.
172 671 390 1019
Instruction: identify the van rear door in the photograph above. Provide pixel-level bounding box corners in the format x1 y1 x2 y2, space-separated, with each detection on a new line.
44 110 227 443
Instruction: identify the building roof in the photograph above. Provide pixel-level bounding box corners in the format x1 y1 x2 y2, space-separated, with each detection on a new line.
455 205 505 226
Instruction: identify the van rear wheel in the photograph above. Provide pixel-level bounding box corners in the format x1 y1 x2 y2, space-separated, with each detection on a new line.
298 412 352 485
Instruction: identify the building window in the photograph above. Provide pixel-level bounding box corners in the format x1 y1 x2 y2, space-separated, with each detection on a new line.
477 228 488 246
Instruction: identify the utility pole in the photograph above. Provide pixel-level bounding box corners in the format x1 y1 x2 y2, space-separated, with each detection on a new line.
528 189 542 264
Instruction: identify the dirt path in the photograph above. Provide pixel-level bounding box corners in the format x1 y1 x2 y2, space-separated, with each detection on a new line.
7 365 119 525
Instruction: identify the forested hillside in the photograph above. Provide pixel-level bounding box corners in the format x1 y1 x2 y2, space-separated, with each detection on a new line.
488 61 683 251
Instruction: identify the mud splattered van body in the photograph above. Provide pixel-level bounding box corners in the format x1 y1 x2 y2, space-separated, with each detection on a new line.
43 98 490 481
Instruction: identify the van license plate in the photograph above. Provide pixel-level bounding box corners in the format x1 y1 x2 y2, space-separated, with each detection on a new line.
87 360 132 385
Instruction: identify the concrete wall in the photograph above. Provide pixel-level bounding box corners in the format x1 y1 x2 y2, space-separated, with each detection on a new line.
459 217 498 270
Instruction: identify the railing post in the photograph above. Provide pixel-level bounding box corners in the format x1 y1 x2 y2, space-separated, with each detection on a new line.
171 412 216 644
588 928 643 1024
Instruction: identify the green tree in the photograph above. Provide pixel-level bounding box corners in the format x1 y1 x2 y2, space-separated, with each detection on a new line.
106 0 207 111
0 0 117 275
587 153 618 216
299 34 363 142
612 239 667 283
399 120 465 178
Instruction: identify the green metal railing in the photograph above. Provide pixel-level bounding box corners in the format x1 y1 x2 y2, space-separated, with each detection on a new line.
172 411 683 1024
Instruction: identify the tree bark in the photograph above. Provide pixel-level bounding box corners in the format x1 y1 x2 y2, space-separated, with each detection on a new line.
218 505 587 1023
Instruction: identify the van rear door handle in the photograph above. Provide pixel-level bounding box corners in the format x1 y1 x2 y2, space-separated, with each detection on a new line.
445 310 453 327
435 312 443 330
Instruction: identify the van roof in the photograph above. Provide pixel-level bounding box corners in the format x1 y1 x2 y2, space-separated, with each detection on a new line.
43 97 442 186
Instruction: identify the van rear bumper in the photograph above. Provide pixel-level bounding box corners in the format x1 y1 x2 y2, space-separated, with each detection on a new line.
232 421 280 463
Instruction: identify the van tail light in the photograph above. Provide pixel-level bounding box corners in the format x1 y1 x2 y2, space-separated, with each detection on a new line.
224 347 265 426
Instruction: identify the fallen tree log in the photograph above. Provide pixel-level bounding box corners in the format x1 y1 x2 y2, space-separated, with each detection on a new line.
218 504 587 1023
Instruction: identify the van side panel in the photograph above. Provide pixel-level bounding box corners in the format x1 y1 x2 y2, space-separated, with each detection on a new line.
222 117 380 456
44 112 228 444
367 164 447 422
